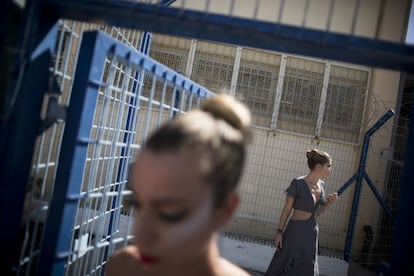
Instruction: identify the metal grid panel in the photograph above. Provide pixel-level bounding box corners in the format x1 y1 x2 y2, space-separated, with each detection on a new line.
150 34 190 74
16 20 145 275
321 65 369 143
278 56 325 135
66 55 140 275
236 48 280 128
38 30 213 275
191 41 235 91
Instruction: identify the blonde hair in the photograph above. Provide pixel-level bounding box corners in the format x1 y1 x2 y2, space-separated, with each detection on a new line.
145 94 252 207
306 149 331 170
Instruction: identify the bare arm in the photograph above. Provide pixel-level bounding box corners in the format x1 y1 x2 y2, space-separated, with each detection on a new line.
278 196 294 231
274 196 294 250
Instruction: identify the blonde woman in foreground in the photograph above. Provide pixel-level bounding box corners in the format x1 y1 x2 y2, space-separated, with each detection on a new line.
106 94 252 276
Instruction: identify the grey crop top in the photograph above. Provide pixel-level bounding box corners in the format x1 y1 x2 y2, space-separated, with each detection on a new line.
285 178 326 215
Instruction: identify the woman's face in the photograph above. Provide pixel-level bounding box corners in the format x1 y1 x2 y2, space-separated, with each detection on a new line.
320 161 332 178
128 149 222 272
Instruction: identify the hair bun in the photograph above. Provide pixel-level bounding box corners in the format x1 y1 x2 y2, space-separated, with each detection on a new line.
306 149 317 159
201 94 251 133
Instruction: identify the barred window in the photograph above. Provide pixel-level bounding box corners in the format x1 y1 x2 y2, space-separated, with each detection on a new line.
146 35 191 102
278 57 325 135
150 35 190 74
145 35 370 143
191 41 235 92
321 65 368 142
236 49 280 128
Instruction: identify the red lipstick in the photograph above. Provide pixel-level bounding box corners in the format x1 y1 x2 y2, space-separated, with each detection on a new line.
141 254 159 264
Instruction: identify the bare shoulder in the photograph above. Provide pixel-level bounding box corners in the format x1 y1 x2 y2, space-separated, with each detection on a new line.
218 258 250 276
105 246 141 276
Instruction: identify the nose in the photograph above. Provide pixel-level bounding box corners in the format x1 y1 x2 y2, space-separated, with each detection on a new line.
134 211 157 246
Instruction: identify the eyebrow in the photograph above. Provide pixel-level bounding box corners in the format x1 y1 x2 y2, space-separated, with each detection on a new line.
129 190 189 207
151 198 188 207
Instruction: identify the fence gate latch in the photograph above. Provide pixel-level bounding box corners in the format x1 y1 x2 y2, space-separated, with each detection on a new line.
40 77 67 133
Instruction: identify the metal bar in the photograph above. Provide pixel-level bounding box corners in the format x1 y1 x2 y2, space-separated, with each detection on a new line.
363 172 395 225
157 79 168 125
315 63 330 137
270 54 287 130
229 46 242 97
185 39 197 77
336 173 357 196
366 109 396 137
391 87 414 275
343 130 370 262
41 0 414 72
173 89 180 118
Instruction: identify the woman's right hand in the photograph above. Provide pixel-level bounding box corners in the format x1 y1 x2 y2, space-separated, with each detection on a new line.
275 233 283 251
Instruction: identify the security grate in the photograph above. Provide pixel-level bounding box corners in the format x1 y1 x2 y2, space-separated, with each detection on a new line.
236 48 280 128
321 65 369 143
191 41 235 92
278 56 325 135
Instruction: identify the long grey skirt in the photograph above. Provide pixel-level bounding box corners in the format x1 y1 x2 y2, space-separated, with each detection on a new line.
265 216 319 276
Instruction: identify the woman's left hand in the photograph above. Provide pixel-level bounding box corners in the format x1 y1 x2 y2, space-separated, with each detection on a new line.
327 192 338 204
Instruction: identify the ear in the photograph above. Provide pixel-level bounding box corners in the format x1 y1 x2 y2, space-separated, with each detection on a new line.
214 192 240 229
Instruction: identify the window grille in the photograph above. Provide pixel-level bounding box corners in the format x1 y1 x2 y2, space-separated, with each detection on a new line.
191 41 235 92
236 48 280 128
150 34 190 74
147 34 371 144
321 65 368 142
278 57 325 135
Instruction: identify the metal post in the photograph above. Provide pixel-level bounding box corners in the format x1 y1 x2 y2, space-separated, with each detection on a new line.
0 0 58 270
390 88 414 275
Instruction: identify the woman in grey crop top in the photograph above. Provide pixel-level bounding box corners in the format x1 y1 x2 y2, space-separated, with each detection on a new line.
265 149 338 276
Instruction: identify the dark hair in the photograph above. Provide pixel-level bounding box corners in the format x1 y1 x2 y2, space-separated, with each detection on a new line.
306 149 331 170
144 94 252 207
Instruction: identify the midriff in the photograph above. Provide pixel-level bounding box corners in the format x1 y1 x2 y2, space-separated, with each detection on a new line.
291 209 313 220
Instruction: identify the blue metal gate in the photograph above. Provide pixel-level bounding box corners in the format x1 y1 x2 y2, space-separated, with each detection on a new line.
36 30 214 275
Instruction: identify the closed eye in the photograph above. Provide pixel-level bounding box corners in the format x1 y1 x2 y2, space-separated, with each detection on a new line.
158 211 188 223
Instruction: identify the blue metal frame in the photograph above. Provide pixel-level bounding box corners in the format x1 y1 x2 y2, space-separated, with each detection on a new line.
37 30 213 275
39 0 414 73
337 109 396 262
